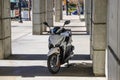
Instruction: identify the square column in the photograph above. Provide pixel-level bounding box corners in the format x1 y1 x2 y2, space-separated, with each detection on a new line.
42 0 47 32
107 0 120 80
0 0 11 59
46 0 54 27
55 0 63 22
91 0 107 76
79 0 85 21
84 0 92 35
32 0 46 35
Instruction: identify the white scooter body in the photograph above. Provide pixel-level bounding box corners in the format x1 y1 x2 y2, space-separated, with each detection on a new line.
48 31 72 53
43 20 74 74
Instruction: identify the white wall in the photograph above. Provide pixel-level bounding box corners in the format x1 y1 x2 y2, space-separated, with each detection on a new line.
107 0 120 80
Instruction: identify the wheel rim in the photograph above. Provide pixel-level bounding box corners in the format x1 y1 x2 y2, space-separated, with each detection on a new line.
49 55 60 72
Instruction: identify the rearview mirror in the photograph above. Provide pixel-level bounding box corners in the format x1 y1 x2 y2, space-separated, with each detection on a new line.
64 20 70 25
43 22 49 27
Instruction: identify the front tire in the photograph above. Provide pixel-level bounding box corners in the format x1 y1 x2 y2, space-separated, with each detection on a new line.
47 54 60 74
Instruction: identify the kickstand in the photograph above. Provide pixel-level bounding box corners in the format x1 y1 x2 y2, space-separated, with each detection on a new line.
66 61 72 68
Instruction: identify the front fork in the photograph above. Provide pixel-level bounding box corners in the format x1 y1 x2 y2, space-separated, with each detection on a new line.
56 54 60 66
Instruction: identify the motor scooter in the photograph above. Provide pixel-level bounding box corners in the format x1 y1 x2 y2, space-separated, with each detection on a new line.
43 20 74 74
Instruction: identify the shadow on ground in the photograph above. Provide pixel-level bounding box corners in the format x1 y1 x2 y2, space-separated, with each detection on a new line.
0 63 93 77
7 54 91 60
0 54 94 77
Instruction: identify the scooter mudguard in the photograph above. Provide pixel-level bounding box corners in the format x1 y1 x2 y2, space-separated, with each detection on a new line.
48 47 60 56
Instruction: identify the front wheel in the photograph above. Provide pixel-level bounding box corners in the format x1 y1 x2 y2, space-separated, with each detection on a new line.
47 54 60 74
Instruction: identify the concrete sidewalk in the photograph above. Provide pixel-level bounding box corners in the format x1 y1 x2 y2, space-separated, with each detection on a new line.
0 15 106 80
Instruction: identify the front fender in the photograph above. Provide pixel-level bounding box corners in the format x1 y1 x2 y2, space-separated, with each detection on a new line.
48 47 60 56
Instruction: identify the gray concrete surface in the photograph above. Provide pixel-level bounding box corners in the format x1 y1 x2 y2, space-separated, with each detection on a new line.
0 0 11 59
0 15 106 80
91 0 107 76
107 0 120 80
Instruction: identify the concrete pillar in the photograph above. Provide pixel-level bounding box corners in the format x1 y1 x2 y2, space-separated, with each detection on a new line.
79 0 85 21
91 0 107 76
85 0 91 35
90 0 93 59
55 0 63 22
107 0 120 80
32 0 46 35
118 1 120 78
46 0 53 27
0 0 11 59
42 0 47 32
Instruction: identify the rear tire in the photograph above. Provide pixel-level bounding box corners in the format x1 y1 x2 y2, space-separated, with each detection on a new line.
47 54 60 74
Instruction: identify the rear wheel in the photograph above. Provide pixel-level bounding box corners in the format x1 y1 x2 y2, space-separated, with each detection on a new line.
47 54 60 74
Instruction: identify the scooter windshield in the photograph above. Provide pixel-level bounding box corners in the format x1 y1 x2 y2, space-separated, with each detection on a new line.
49 35 65 47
